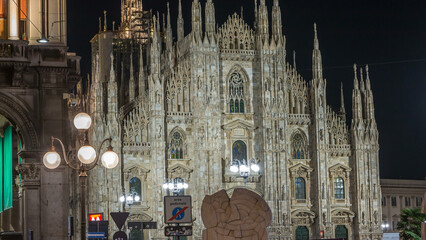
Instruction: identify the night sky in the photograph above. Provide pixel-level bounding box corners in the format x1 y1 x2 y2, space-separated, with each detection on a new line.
67 0 426 180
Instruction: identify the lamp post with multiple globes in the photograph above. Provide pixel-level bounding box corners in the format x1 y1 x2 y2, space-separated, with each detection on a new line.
229 158 260 188
162 178 189 195
43 112 119 240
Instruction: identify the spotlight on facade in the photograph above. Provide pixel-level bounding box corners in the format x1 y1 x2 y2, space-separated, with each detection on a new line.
37 38 49 43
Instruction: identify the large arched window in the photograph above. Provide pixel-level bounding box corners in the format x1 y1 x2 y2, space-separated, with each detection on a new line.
129 177 141 202
232 140 247 161
334 177 345 199
335 225 348 238
295 177 306 200
295 226 309 240
229 72 245 113
292 133 307 159
170 131 184 159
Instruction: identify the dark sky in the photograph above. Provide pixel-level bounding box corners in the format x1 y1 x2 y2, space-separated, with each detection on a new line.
67 0 426 180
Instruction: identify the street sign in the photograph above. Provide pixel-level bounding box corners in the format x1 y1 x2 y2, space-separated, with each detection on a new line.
113 231 127 240
164 196 192 224
87 232 105 239
165 226 193 236
142 222 157 229
88 221 109 240
110 212 129 230
89 213 103 222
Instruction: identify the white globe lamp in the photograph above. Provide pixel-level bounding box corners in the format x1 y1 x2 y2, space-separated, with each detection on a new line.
43 150 61 169
239 164 249 172
73 113 92 130
78 145 97 164
101 148 119 169
251 163 260 172
230 164 239 173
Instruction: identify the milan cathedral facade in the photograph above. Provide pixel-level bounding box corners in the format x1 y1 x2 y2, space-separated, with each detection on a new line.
75 0 383 239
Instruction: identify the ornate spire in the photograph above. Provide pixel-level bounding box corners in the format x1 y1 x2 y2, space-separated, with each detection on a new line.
293 51 296 70
205 0 216 39
359 67 365 91
166 2 173 51
129 50 135 101
138 45 145 97
177 0 184 41
254 0 258 31
272 0 282 40
365 65 371 90
314 23 319 50
104 11 107 31
108 52 118 114
340 82 346 115
257 0 269 40
312 23 323 80
352 63 363 123
191 0 202 39
353 64 359 90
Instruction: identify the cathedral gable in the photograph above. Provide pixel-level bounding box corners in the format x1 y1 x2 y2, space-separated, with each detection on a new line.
218 13 255 51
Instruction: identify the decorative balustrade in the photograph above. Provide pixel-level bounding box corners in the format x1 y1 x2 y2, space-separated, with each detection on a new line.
328 144 351 157
288 114 312 125
0 40 28 60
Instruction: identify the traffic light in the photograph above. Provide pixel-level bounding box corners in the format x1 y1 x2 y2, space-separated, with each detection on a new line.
320 230 324 238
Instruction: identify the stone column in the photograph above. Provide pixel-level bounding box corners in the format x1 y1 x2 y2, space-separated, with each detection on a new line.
7 0 19 40
16 162 41 240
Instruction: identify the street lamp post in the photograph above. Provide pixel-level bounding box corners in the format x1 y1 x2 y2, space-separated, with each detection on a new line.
162 178 189 195
230 158 260 188
381 222 389 232
43 112 119 240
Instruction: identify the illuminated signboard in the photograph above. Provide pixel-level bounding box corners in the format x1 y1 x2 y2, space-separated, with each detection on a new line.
88 213 103 222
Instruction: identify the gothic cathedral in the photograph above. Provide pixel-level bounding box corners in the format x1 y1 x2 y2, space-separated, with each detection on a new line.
76 0 383 239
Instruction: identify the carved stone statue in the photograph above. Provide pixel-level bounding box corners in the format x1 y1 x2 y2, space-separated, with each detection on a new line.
201 188 272 239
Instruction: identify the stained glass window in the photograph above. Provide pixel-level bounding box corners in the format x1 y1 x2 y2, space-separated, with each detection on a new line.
170 131 184 159
334 177 345 199
232 140 247 162
295 177 306 200
230 99 234 113
295 226 309 240
292 133 306 159
240 100 244 113
129 177 141 202
229 72 245 113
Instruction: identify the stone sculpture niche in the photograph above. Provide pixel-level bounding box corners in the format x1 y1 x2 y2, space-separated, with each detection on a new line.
201 188 272 240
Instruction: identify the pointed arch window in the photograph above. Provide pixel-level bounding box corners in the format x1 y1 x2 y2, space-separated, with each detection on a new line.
229 72 245 113
170 131 184 159
292 133 307 159
334 177 345 199
129 177 141 202
295 177 306 200
232 140 247 162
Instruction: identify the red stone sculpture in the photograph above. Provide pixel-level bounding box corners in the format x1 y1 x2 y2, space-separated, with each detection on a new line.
201 188 272 239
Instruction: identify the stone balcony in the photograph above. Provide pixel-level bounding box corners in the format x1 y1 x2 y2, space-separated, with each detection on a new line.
0 40 29 63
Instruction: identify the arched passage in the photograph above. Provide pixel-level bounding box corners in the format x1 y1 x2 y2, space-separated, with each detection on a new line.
0 93 38 150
